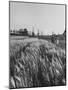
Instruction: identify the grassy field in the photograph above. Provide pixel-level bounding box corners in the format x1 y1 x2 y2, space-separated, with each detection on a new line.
9 36 66 88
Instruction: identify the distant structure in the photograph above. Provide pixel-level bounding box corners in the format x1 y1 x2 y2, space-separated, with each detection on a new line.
19 28 28 36
10 28 28 36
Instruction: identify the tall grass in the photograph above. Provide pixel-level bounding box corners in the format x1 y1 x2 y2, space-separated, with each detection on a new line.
9 39 66 88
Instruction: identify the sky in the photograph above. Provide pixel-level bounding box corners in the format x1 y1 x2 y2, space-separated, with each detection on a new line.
10 2 65 35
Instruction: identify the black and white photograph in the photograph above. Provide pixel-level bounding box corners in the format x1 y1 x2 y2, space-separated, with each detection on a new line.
9 1 66 89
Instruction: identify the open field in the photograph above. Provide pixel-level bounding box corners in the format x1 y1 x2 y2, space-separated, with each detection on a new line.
9 36 66 88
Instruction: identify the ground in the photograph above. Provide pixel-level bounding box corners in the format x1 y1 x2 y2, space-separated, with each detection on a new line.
9 36 66 89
